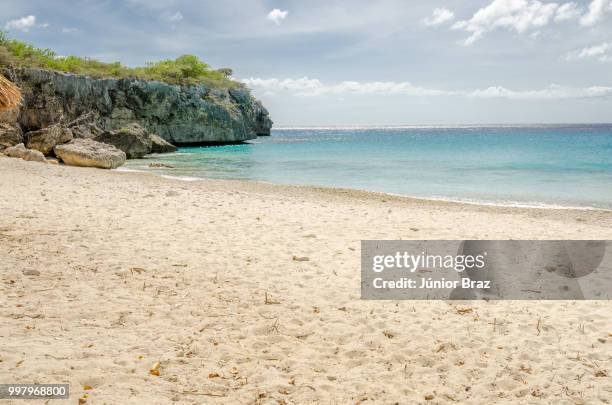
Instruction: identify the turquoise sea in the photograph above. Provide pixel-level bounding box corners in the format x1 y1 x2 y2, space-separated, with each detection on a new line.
124 125 612 209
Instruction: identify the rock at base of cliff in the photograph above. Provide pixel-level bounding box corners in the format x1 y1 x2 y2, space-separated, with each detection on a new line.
25 124 73 155
22 148 46 163
0 106 20 126
3 143 47 163
150 134 177 153
95 123 152 158
0 123 23 150
54 139 126 169
4 143 28 158
67 112 104 139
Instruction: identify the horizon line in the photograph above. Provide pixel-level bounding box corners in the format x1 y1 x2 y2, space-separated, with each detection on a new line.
272 123 612 129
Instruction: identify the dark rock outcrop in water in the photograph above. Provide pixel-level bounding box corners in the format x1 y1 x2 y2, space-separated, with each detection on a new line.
3 68 272 144
150 134 177 153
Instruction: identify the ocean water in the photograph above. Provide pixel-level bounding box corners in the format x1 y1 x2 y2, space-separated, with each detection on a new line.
124 125 612 209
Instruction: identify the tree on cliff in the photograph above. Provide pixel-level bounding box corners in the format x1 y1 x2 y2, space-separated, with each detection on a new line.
0 31 241 89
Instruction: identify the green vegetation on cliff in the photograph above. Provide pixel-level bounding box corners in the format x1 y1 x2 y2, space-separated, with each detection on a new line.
0 32 240 88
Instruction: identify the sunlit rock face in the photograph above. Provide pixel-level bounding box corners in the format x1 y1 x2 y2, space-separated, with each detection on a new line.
5 68 272 145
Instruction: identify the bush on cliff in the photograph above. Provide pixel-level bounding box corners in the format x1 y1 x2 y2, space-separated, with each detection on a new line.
0 32 240 88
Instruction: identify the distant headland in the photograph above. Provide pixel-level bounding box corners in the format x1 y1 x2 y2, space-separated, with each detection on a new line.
0 33 272 168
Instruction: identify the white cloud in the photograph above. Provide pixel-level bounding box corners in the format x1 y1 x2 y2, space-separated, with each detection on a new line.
451 0 581 46
242 77 612 100
168 11 183 22
580 0 612 26
555 2 581 21
62 27 79 33
423 7 455 26
160 11 183 23
325 81 453 97
241 77 453 97
5 15 37 32
126 0 178 11
267 9 288 25
469 84 612 99
567 42 612 61
243 77 323 92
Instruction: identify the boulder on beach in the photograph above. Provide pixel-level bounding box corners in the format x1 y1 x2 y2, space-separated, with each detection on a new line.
3 142 46 163
0 122 23 150
54 138 126 169
95 123 152 158
22 148 46 163
25 123 73 155
150 133 177 153
4 143 28 158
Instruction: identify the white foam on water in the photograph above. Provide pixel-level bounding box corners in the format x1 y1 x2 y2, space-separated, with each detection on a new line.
383 192 612 211
160 174 201 182
114 167 147 173
115 165 611 211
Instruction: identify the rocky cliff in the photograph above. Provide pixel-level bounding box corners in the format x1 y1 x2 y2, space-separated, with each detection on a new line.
3 68 272 144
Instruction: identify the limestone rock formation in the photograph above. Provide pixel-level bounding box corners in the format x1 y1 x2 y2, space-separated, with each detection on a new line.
95 123 152 158
25 123 73 155
229 88 272 136
21 148 46 163
4 68 272 144
150 133 177 153
0 122 23 150
54 138 126 169
4 143 28 158
3 142 46 163
0 106 20 126
66 112 104 139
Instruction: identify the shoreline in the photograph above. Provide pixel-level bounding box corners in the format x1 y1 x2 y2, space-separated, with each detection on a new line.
116 166 612 214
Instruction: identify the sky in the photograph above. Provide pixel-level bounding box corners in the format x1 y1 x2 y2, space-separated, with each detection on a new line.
2 0 612 125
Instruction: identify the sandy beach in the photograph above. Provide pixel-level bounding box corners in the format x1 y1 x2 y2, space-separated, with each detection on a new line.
1 156 611 404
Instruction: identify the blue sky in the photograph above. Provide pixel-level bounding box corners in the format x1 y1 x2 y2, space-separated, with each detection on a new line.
2 0 612 125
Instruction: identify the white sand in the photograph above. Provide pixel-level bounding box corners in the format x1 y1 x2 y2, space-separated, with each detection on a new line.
1 156 611 404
